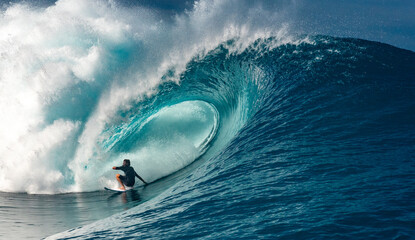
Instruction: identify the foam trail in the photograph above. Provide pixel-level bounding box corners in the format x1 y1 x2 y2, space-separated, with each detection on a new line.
0 0 292 193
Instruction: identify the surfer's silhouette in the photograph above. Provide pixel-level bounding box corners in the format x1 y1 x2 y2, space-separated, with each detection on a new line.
112 159 147 190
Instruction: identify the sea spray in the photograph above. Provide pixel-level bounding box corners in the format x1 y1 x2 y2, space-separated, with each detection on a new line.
0 0 291 193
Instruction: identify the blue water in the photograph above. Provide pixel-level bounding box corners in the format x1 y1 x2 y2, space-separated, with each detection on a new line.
0 1 414 239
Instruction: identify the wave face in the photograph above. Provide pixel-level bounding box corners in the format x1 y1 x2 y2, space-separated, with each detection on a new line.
1 0 415 239
0 0 288 194
50 36 415 239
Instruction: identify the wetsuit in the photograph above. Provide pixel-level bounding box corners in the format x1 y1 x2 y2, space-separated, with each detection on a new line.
114 166 142 187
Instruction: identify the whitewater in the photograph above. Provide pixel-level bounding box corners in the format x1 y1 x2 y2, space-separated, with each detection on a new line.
0 0 291 194
0 0 414 239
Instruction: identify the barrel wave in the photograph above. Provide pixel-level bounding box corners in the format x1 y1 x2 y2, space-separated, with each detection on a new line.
49 36 415 239
96 100 219 189
0 0 415 239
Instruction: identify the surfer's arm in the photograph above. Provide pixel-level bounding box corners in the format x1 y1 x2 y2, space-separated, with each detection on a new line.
135 172 147 185
112 166 122 170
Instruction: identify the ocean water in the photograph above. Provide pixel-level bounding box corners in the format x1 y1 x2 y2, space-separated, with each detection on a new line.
0 0 414 239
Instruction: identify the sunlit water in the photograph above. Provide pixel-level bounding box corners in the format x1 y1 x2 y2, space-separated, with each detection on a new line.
0 0 414 239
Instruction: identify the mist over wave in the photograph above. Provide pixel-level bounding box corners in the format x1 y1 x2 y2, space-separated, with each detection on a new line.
1 0 414 239
0 0 291 194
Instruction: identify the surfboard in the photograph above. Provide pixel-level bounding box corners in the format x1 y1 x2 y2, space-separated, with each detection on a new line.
104 186 133 192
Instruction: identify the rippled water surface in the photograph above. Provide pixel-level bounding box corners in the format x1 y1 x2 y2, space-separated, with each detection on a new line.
0 1 414 239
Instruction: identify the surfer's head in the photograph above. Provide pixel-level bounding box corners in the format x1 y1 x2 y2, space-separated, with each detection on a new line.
123 159 131 166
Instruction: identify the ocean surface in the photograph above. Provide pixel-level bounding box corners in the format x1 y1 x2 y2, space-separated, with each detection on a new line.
0 0 414 239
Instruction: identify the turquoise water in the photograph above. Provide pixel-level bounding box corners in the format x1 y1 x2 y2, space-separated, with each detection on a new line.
0 1 414 239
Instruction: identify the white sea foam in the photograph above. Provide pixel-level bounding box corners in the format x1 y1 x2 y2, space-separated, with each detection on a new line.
0 0 292 193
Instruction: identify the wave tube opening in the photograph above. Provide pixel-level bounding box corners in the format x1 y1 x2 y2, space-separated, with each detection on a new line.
97 100 219 188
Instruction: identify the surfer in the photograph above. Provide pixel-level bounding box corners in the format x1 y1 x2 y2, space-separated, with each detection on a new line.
112 159 147 190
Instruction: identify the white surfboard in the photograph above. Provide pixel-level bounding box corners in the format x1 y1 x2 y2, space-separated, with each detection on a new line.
104 186 133 192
